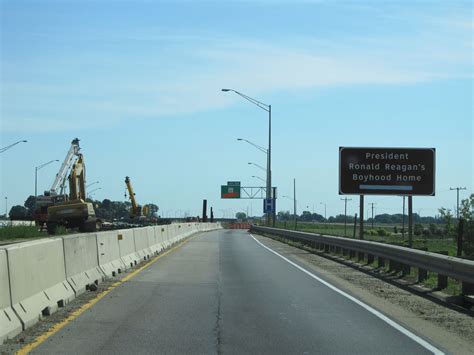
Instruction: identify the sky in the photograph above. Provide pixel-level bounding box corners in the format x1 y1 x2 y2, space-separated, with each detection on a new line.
1 0 473 219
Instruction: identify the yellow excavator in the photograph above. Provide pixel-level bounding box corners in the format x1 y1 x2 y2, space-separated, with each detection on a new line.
46 154 99 234
125 176 152 223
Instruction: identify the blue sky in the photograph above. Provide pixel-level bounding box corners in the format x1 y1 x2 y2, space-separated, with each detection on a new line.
1 0 472 218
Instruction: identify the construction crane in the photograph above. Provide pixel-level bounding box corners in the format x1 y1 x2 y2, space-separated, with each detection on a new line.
50 138 81 195
125 176 146 219
34 138 81 227
124 176 159 225
47 153 99 234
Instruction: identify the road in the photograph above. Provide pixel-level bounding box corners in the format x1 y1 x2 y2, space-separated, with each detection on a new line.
30 229 442 354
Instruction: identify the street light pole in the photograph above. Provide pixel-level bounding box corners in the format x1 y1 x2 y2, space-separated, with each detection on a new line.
5 197 8 218
0 140 27 153
222 89 272 226
320 202 327 222
35 159 59 197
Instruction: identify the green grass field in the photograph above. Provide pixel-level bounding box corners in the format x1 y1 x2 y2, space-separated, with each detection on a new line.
0 225 68 243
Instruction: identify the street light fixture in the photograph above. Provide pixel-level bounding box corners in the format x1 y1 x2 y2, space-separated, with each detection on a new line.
248 162 266 172
35 159 59 197
88 187 101 199
0 140 27 153
86 181 100 188
252 175 266 183
222 88 272 226
237 138 268 154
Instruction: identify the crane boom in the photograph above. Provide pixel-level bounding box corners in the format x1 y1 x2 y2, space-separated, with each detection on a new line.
125 176 141 217
68 154 86 201
50 138 81 194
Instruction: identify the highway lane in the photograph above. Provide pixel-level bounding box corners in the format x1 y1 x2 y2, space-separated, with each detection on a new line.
31 229 441 354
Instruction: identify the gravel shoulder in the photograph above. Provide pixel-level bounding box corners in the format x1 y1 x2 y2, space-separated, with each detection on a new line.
252 233 474 355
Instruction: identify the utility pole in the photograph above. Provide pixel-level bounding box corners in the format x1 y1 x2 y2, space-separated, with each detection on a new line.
450 187 467 219
402 196 406 239
368 202 376 228
341 197 352 237
293 178 297 230
359 195 364 240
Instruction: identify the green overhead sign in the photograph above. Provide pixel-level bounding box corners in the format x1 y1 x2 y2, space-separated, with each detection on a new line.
221 181 241 198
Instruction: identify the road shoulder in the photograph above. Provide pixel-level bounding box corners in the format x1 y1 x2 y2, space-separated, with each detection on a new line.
251 232 474 355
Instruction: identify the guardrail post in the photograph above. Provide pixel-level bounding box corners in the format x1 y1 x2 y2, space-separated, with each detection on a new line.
377 257 385 268
418 268 428 282
342 248 347 257
389 259 400 272
436 251 449 290
324 244 330 253
437 274 448 290
349 250 356 259
462 282 474 295
357 251 364 262
367 254 374 264
402 264 411 276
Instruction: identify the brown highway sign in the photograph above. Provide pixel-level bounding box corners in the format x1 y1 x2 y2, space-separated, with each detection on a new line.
339 147 435 196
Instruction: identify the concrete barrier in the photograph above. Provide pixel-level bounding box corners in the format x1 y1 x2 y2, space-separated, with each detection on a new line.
96 231 125 277
118 229 140 269
133 227 152 260
62 233 105 296
154 225 167 252
4 238 75 330
0 250 22 343
142 226 159 255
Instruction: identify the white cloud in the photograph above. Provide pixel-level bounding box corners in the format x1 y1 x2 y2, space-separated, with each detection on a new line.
2 11 472 132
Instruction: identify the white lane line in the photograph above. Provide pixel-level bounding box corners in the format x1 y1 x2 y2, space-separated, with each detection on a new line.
249 233 445 355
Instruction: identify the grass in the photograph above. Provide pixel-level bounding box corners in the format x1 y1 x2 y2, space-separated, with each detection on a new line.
0 225 68 242
275 221 458 256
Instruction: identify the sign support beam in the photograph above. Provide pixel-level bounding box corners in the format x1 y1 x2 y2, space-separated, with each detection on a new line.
359 195 364 240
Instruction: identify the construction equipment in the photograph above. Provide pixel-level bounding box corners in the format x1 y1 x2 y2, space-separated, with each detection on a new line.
125 176 156 224
34 138 81 227
46 153 99 234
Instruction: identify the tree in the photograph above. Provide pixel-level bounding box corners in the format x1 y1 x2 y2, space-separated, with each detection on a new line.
9 205 29 220
438 207 454 236
235 212 247 220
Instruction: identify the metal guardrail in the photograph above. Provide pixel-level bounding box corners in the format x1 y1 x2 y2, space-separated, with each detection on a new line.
251 226 474 289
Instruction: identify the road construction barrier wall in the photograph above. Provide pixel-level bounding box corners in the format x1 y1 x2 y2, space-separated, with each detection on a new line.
118 229 140 269
0 250 22 343
96 230 125 277
154 225 167 251
1 222 221 343
3 238 75 330
133 227 152 259
62 233 105 296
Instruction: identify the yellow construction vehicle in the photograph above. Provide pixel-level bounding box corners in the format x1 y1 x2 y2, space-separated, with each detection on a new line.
46 154 99 234
125 176 154 223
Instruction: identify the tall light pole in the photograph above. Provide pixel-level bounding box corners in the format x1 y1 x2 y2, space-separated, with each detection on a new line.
320 202 327 222
4 197 8 218
0 140 27 153
222 89 272 226
35 159 59 197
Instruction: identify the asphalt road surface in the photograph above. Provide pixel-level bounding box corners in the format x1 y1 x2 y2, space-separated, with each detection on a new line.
32 229 442 354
